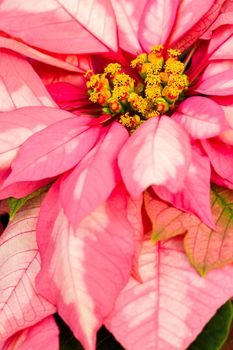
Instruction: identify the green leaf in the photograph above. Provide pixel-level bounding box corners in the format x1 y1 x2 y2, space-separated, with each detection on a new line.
184 185 233 275
188 301 233 350
222 315 233 350
7 184 51 221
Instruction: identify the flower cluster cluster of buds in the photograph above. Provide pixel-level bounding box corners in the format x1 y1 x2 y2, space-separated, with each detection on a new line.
85 45 189 131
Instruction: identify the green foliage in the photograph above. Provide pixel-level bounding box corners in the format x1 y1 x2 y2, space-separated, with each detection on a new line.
188 301 233 350
184 185 233 275
7 184 51 220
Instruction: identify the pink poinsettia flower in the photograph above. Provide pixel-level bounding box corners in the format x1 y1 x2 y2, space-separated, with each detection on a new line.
1 0 232 228
0 1 233 349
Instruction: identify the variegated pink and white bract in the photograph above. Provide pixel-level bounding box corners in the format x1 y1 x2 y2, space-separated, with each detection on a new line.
0 1 233 350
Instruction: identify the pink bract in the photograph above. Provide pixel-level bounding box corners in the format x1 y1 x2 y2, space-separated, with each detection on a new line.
105 237 233 350
0 196 55 343
36 181 135 350
0 317 59 350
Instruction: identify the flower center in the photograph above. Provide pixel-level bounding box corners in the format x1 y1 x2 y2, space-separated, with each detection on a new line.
85 45 189 131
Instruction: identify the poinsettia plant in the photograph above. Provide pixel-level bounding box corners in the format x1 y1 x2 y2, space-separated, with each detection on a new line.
0 0 233 349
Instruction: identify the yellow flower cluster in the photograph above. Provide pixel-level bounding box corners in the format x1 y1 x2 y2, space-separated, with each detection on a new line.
85 45 189 131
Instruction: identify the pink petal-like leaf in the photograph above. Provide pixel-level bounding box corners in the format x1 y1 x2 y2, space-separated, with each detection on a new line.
221 0 233 12
208 12 233 32
1 316 59 350
0 179 52 200
208 25 233 58
214 95 233 115
105 237 233 350
204 1 233 38
0 50 55 111
184 186 233 275
0 107 70 171
172 96 228 139
153 149 214 228
175 0 226 51
0 195 55 343
44 76 93 112
209 33 233 60
202 138 233 184
212 170 233 190
139 0 179 52
218 126 233 146
0 0 117 53
211 96 233 145
202 60 233 80
36 182 134 350
60 122 128 229
195 69 233 95
118 117 191 198
0 36 79 72
110 0 147 53
124 187 143 280
5 116 101 184
47 82 86 105
169 0 215 45
32 58 92 88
